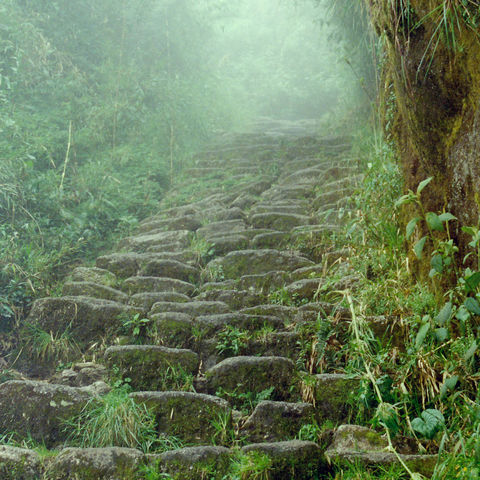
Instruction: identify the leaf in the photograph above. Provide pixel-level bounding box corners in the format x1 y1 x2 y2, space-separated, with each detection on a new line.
434 328 448 342
425 212 444 231
406 217 421 240
464 340 477 361
430 254 443 274
415 322 430 350
444 375 459 391
464 272 480 294
413 236 427 259
438 212 457 223
417 177 433 194
395 194 414 208
464 297 480 315
435 302 452 326
411 409 445 439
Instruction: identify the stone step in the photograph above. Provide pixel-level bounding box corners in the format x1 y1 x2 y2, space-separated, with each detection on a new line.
241 400 315 443
251 232 290 249
204 356 297 402
71 266 118 286
0 445 41 479
130 391 231 444
240 440 324 480
128 291 190 311
150 300 231 317
0 380 94 447
137 214 203 234
25 296 142 347
207 249 313 279
46 447 143 480
250 212 313 232
139 258 200 283
122 276 195 297
119 229 192 252
96 251 196 278
104 345 199 391
196 219 247 239
194 288 263 310
62 281 129 304
325 425 437 478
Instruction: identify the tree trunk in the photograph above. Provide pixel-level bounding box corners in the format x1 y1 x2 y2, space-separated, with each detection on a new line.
368 0 480 274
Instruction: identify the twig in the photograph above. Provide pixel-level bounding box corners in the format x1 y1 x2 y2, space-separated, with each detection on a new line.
59 121 73 191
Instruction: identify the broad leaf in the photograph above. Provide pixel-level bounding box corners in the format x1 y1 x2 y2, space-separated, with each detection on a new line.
430 254 443 274
464 340 478 361
464 272 480 294
464 297 480 315
435 302 452 326
438 212 457 222
417 177 433 194
426 212 444 231
434 327 448 342
406 217 421 240
411 409 445 439
413 236 427 259
415 322 430 350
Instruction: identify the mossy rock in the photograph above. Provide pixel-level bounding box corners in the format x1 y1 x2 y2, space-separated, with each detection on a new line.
122 276 195 296
128 292 191 311
139 259 199 283
151 312 195 348
240 440 325 480
71 267 118 287
207 249 313 279
44 447 143 480
250 213 312 232
151 446 231 480
0 446 41 480
130 391 231 444
104 345 199 391
119 230 191 252
150 300 230 317
205 356 296 401
62 282 128 304
314 374 360 423
0 380 94 447
25 296 142 347
194 289 263 310
241 401 315 442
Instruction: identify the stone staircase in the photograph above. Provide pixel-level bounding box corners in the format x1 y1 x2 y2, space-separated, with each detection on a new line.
0 120 437 479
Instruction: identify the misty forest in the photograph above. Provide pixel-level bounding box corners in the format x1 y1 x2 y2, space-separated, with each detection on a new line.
0 0 479 479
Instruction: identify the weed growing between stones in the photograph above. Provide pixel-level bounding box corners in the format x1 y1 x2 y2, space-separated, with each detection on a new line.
215 386 275 414
227 451 273 480
65 385 157 451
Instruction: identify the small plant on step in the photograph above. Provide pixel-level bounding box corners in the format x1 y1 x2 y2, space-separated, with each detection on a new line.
227 450 273 480
211 410 236 446
20 323 80 364
215 325 249 356
120 313 153 344
157 364 195 392
65 384 158 452
189 235 215 266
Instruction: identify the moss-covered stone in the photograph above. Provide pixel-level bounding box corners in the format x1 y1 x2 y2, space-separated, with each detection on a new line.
0 446 41 480
251 232 290 249
314 374 360 423
119 230 191 252
25 296 142 347
128 292 190 311
250 213 312 232
241 440 325 480
104 345 199 391
208 234 250 255
151 312 195 348
139 259 199 283
151 446 231 480
71 267 118 286
150 300 230 317
205 356 296 400
325 425 437 477
62 282 128 304
242 401 315 442
207 249 313 279
195 289 263 310
131 391 231 444
197 220 246 239
122 276 195 296
45 447 143 480
0 380 93 447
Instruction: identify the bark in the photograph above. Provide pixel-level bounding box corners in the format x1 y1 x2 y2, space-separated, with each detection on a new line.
368 0 480 274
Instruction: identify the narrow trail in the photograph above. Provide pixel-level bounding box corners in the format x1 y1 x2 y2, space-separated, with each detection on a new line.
0 119 435 479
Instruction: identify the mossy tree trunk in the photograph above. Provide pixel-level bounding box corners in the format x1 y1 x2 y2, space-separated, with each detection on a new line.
368 0 480 274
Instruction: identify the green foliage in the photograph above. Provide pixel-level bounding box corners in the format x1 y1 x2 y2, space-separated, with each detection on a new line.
120 313 154 344
216 387 274 414
65 385 158 452
20 323 80 364
215 326 249 357
227 451 273 480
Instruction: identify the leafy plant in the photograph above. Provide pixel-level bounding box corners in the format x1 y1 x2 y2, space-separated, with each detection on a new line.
411 409 445 440
215 326 249 357
227 451 273 480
